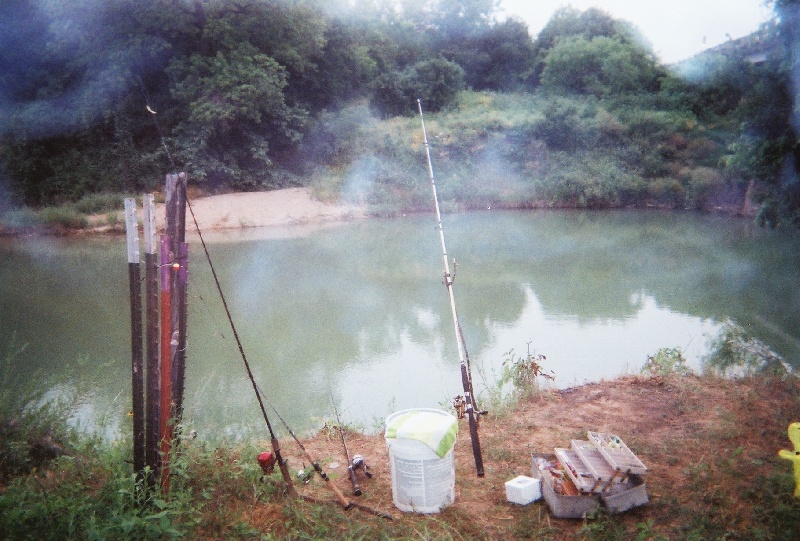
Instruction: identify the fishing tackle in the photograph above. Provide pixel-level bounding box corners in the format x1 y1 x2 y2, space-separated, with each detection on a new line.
329 387 370 496
351 454 372 478
418 98 485 477
258 450 277 475
186 198 297 498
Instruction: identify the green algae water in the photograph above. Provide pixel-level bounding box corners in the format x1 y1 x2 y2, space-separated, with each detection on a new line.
1 210 798 439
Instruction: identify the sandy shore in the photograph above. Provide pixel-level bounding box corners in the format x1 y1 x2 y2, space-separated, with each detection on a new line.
153 187 367 231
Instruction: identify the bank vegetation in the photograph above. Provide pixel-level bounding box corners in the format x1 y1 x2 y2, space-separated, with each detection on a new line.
1 0 799 234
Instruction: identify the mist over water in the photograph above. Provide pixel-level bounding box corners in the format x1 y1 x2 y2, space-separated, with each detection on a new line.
1 210 798 440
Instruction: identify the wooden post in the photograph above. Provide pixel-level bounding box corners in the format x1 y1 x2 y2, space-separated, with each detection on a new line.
124 198 145 477
165 173 189 428
143 194 160 483
159 234 173 489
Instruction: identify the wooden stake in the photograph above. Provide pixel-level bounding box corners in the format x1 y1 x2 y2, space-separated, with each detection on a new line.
124 198 145 477
165 173 188 427
143 194 160 483
159 234 173 490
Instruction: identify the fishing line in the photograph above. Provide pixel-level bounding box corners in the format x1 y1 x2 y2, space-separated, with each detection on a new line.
184 196 298 496
145 99 391 517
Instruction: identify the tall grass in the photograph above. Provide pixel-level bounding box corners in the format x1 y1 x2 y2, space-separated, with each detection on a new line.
308 90 742 215
0 193 124 233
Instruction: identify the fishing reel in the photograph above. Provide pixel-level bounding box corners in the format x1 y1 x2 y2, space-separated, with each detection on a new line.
453 395 466 419
297 465 315 484
257 450 277 475
453 395 488 421
351 454 372 479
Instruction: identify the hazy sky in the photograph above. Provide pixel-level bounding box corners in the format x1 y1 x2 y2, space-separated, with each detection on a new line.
498 0 775 63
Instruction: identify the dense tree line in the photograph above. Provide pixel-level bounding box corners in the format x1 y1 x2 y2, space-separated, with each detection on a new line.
0 0 797 226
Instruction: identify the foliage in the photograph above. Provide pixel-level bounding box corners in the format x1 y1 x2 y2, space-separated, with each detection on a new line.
498 344 554 399
371 57 465 117
540 35 662 98
0 0 796 227
167 43 308 190
702 320 790 377
641 347 692 377
0 337 78 481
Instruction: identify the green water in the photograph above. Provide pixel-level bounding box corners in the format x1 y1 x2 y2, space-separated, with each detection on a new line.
1 210 798 439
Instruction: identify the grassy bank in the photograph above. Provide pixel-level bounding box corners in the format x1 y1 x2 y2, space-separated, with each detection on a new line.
1 88 757 237
2 331 799 540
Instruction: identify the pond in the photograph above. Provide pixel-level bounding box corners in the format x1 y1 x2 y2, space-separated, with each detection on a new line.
1 209 798 440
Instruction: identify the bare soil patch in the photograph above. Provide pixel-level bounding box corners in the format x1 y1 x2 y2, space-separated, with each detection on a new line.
264 374 799 539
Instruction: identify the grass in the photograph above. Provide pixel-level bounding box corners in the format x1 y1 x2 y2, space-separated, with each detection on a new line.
1 329 798 539
0 193 125 234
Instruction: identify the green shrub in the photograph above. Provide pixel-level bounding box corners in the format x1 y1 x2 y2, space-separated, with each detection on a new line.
36 207 89 229
498 346 555 400
71 193 124 215
642 347 691 377
0 338 78 482
703 321 789 377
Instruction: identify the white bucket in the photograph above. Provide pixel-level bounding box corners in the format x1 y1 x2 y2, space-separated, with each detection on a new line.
385 408 457 514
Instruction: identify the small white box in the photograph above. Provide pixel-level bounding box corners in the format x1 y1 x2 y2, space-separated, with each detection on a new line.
505 475 542 505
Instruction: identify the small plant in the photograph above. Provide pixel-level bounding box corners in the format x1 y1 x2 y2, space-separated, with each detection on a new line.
0 336 79 481
641 347 691 377
499 342 554 399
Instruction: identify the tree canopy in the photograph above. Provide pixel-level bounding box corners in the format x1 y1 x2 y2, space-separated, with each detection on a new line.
0 0 797 228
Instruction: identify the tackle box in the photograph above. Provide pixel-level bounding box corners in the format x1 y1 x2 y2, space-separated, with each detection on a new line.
531 453 600 519
600 474 649 514
532 432 650 517
587 431 648 475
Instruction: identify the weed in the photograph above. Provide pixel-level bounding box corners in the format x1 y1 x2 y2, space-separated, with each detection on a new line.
0 336 81 481
641 347 691 377
499 343 555 400
577 508 626 540
510 505 557 539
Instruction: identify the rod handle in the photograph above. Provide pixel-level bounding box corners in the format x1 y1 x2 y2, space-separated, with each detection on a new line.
348 466 362 496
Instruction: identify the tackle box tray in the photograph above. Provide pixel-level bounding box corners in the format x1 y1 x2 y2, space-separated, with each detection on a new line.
554 448 597 494
588 431 648 475
600 474 649 513
532 453 600 519
571 440 621 485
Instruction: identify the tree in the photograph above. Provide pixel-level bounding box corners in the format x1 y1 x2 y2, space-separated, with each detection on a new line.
729 0 800 227
453 17 535 91
370 57 465 117
529 7 650 88
167 44 307 190
540 35 661 97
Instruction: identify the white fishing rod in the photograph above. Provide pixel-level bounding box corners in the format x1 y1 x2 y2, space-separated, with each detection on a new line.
417 98 484 477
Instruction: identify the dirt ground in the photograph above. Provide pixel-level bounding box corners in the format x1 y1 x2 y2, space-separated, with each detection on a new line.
267 374 799 538
147 187 367 232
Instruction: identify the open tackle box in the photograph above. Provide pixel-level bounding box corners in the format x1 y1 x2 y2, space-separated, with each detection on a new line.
532 431 649 518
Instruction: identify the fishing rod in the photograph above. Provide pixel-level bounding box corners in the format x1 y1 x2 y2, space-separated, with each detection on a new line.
328 386 371 496
255 385 392 520
417 98 485 477
185 197 297 498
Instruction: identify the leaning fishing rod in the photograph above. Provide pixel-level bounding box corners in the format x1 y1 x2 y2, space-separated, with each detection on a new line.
254 384 393 520
185 198 297 498
328 386 371 496
417 98 485 477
